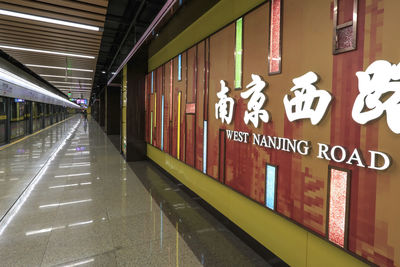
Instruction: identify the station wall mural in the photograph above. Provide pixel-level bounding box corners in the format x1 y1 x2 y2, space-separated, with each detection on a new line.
144 1 400 266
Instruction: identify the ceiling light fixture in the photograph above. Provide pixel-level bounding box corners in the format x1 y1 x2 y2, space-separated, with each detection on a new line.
0 45 95 59
0 67 79 108
60 89 91 92
25 64 93 72
48 81 92 85
0 9 100 31
39 74 92 80
56 85 91 89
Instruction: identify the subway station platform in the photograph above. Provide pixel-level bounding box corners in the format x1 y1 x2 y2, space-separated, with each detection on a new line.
0 115 284 266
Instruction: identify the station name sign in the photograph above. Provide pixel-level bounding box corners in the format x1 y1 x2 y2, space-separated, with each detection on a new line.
226 130 391 171
214 60 398 171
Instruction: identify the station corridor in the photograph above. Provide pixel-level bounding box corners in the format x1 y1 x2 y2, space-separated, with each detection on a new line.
0 115 283 266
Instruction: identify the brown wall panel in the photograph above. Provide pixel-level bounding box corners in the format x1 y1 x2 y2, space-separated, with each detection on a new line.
195 40 206 171
208 23 235 179
144 1 400 265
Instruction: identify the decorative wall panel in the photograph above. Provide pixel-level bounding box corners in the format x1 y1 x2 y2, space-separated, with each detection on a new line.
144 1 400 266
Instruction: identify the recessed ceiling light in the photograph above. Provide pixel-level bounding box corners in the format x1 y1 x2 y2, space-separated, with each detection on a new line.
48 81 92 85
0 9 100 31
39 74 92 80
61 89 91 92
57 86 91 89
101 71 106 74
0 45 95 59
25 64 93 72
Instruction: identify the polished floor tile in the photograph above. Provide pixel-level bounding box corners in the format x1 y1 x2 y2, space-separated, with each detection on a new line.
0 115 286 266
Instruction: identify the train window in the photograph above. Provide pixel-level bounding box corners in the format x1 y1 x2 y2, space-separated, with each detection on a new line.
18 102 25 120
11 101 17 119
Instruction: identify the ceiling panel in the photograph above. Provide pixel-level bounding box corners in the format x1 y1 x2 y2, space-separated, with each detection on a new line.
0 0 108 101
0 2 105 26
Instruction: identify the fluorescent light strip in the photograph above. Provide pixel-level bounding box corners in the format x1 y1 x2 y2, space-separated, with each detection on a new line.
0 45 95 59
0 67 79 108
58 88 91 91
61 90 90 92
25 64 93 72
0 9 99 31
57 86 91 89
40 74 92 80
49 81 92 85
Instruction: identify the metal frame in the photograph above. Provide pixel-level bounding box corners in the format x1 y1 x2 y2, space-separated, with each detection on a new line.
234 16 244 89
218 128 227 184
265 163 279 210
326 165 352 249
332 0 358 54
267 0 283 75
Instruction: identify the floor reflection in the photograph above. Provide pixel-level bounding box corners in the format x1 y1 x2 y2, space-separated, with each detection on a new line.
0 116 287 266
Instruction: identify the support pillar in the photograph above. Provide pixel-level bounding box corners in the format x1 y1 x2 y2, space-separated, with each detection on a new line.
105 85 121 135
124 55 147 161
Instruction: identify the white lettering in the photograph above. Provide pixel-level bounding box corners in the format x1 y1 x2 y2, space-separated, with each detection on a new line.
233 131 239 141
317 143 331 160
286 139 297 153
243 132 250 143
260 135 268 147
330 145 347 162
346 148 365 167
226 130 234 140
283 71 332 125
268 136 276 149
253 133 261 145
227 130 250 143
352 60 400 134
297 140 311 155
368 150 391 170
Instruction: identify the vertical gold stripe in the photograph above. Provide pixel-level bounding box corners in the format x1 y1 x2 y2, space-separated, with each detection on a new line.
177 92 181 159
150 111 153 145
